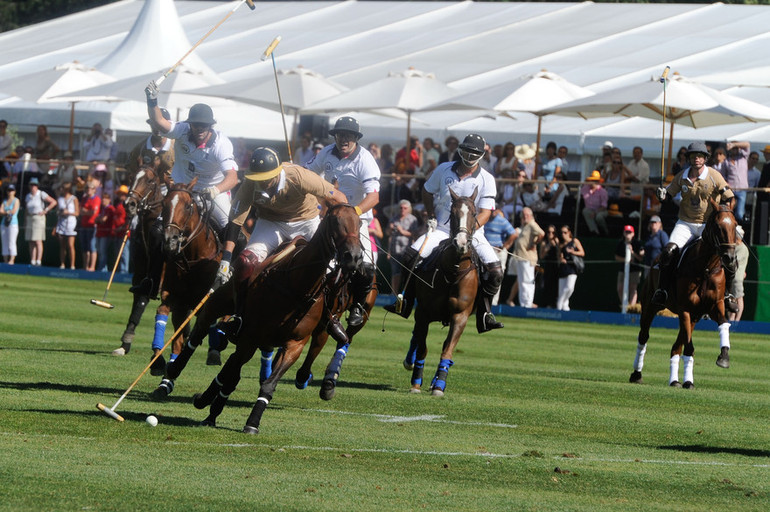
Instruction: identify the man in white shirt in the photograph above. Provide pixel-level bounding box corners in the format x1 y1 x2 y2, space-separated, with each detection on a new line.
83 123 114 162
626 146 650 200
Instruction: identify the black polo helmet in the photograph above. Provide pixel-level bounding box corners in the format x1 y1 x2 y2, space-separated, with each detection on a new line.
246 147 282 182
458 133 485 167
329 116 363 139
185 103 216 125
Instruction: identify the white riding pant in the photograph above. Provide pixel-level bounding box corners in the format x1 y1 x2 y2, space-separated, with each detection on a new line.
410 228 497 266
202 192 231 232
245 216 320 262
516 259 536 308
668 220 704 250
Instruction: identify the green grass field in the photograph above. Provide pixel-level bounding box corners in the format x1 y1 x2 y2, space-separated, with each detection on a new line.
1 273 769 511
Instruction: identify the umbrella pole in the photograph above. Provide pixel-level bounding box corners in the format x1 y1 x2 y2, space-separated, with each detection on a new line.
69 102 76 153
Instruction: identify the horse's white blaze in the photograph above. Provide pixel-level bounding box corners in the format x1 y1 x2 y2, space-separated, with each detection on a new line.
454 202 470 253
168 194 180 223
132 169 145 190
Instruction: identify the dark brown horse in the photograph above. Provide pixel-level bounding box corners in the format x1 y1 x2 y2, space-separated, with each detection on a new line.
631 199 737 388
191 203 363 433
403 188 479 396
149 179 221 395
113 165 165 355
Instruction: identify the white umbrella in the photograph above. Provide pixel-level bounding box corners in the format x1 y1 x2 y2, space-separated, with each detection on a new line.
304 68 460 155
540 72 770 176
51 64 227 121
423 70 595 163
0 61 115 151
694 67 770 88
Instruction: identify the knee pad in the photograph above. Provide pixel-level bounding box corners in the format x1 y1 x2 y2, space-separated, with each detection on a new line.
481 262 503 295
660 244 678 266
233 249 260 283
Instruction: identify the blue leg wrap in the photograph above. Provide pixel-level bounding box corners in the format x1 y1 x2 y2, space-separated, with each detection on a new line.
169 353 177 362
260 350 274 382
411 359 425 386
430 359 454 392
208 324 221 350
405 336 418 368
152 314 168 351
325 343 350 380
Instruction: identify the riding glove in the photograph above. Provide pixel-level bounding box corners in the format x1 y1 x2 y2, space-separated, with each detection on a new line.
204 186 219 200
145 81 160 103
427 217 438 231
655 187 667 201
214 258 231 289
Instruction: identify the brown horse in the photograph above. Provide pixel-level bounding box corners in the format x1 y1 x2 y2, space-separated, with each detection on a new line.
191 203 363 433
113 165 165 355
149 179 221 395
631 198 737 388
403 188 479 396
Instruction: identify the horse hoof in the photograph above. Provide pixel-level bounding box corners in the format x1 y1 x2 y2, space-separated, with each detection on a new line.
242 425 259 435
319 379 336 401
431 388 445 397
295 371 312 390
409 386 421 394
716 348 730 368
151 386 169 400
150 354 166 376
111 346 127 356
683 381 695 389
629 371 643 384
669 381 682 388
199 417 216 428
403 359 414 371
192 393 210 409
206 350 221 366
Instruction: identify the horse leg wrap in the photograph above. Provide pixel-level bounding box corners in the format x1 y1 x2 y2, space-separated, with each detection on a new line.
158 378 175 395
325 343 349 381
404 336 419 370
259 350 274 383
193 376 222 409
208 390 231 421
411 359 425 387
151 314 168 351
633 342 647 372
245 396 270 432
718 322 731 349
669 354 680 385
683 355 694 384
208 324 221 351
166 340 196 380
430 359 454 392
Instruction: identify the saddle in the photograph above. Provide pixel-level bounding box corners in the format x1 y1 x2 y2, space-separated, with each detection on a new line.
250 236 307 284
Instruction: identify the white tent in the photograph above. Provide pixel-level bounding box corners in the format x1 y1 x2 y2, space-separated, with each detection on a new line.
2 1 770 161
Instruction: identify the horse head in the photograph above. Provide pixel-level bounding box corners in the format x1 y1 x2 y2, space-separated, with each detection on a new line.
449 188 478 255
322 202 363 274
126 165 161 218
704 197 737 272
162 177 201 256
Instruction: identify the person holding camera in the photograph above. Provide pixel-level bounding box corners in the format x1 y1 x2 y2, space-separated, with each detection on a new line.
83 123 113 162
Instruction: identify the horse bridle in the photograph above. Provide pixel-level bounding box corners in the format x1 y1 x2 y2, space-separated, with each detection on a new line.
164 187 213 254
128 173 163 215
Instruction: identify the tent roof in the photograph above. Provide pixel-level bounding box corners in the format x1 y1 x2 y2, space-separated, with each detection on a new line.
2 0 770 152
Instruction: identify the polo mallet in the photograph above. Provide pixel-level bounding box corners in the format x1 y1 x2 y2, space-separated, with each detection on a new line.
659 66 670 182
262 36 292 162
90 229 130 309
154 0 256 87
394 223 435 313
96 288 214 422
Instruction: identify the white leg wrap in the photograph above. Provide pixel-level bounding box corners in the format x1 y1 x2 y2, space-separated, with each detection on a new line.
633 343 647 372
683 355 694 384
257 396 269 405
669 354 680 384
718 322 731 349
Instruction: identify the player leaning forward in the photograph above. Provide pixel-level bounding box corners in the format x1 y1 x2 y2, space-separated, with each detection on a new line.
216 147 348 335
385 134 505 333
145 80 238 233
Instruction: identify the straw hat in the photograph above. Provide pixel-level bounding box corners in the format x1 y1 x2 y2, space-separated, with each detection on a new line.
515 144 536 160
586 170 602 182
607 203 623 217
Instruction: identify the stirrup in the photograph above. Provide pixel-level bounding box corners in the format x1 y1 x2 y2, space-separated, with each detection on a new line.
478 313 504 334
216 315 242 341
724 294 739 313
347 303 366 327
651 288 667 306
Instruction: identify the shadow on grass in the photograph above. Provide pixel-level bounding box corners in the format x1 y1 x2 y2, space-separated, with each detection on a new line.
659 444 770 458
1 346 107 355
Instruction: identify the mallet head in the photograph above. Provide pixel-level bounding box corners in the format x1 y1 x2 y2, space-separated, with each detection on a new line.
96 403 124 422
90 299 115 309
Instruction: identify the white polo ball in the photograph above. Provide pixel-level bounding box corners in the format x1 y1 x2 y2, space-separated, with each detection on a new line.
146 415 158 427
